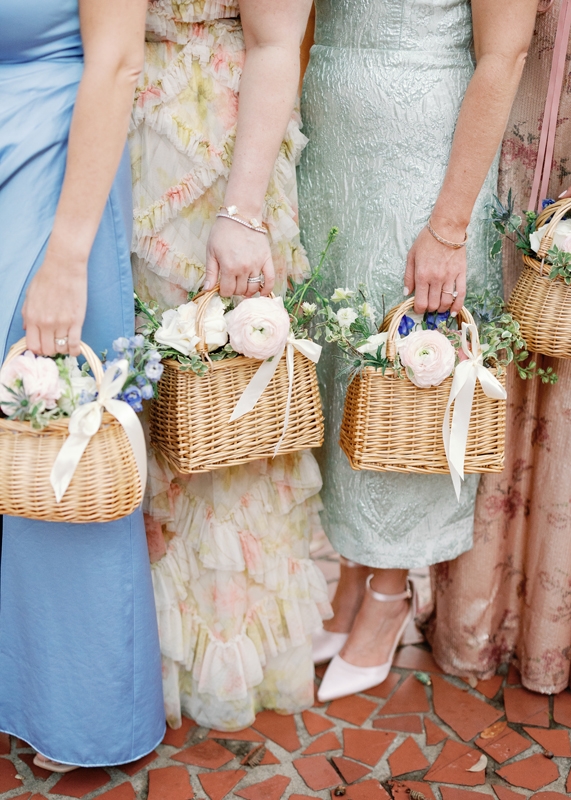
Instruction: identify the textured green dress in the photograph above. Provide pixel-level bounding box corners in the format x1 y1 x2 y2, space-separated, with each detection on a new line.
298 0 502 569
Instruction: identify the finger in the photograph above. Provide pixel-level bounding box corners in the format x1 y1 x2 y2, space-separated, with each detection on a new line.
403 252 415 297
244 275 261 297
450 272 466 317
203 252 220 292
219 271 237 298
413 281 429 314
260 255 275 297
438 286 456 313
25 325 41 355
40 326 56 357
427 282 442 312
68 324 81 357
234 268 250 297
55 330 70 354
22 299 28 330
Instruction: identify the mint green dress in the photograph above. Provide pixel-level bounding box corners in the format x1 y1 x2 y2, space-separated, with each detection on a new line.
298 0 501 569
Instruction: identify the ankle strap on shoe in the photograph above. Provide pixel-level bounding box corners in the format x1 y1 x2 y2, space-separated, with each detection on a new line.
366 574 413 602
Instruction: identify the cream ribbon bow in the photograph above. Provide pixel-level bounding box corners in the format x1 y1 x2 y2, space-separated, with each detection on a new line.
442 323 507 500
50 359 148 503
229 333 322 456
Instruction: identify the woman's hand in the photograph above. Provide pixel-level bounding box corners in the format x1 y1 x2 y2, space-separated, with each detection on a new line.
404 226 466 316
204 217 275 297
22 248 87 356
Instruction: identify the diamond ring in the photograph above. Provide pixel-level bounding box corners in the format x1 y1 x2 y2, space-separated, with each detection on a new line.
247 275 264 284
55 337 69 347
441 290 459 298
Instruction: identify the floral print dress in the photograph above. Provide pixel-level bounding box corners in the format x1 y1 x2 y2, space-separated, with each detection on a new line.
129 0 331 731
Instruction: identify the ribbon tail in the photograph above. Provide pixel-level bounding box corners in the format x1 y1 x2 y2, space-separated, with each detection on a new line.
50 433 93 503
105 399 148 494
229 350 284 422
273 343 295 457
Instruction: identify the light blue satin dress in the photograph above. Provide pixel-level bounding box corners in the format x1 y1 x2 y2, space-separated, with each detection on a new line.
298 0 502 569
0 1 166 765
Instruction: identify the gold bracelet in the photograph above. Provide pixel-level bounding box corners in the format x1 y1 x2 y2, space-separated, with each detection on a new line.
427 218 468 249
218 205 267 234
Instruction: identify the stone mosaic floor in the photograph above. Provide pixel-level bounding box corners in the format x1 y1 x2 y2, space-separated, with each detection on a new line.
2 539 571 800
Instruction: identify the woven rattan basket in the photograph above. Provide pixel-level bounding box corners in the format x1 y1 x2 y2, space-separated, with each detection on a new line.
508 197 571 358
150 288 324 473
339 298 506 474
0 340 142 522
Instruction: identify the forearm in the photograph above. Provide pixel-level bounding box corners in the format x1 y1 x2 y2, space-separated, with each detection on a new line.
431 52 527 237
223 44 301 218
48 64 140 268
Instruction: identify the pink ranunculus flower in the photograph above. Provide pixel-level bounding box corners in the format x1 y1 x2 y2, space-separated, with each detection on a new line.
0 351 62 413
225 296 290 360
398 329 455 388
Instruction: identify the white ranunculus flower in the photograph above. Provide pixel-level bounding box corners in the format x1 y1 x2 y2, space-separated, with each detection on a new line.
331 287 356 302
57 357 97 415
398 329 455 388
529 219 571 254
357 332 388 355
154 297 228 356
335 307 358 328
225 296 290 359
301 302 317 316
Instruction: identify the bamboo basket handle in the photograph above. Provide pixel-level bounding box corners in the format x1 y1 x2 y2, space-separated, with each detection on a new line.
4 338 105 388
385 297 475 362
535 196 571 258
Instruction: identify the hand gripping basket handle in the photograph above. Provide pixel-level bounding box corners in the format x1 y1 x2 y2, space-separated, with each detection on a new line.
534 196 571 259
385 297 475 362
4 339 105 387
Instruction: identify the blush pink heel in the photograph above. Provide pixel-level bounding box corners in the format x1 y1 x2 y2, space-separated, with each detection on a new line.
317 576 417 702
33 754 79 773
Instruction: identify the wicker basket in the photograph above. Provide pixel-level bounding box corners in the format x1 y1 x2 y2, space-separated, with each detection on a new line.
339 298 507 474
0 340 142 522
150 288 324 473
508 197 571 358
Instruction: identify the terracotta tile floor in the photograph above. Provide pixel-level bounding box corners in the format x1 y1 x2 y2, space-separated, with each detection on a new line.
2 541 571 799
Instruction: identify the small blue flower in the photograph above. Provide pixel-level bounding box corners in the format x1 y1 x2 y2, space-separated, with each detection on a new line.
398 315 415 336
140 382 154 401
122 385 143 413
112 337 130 353
104 357 121 372
542 198 555 210
426 311 450 330
129 334 145 349
145 361 164 381
147 350 162 363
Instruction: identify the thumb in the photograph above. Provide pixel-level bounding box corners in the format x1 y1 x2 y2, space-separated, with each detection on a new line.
203 249 220 291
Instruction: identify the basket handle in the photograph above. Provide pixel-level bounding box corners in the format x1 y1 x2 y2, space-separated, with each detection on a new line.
384 297 475 362
534 196 571 258
4 339 105 388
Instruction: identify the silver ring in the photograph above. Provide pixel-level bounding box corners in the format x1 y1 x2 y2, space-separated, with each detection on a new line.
247 275 264 284
55 337 69 347
441 290 459 298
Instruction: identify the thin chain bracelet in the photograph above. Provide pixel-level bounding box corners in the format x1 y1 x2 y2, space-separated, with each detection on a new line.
217 205 267 234
427 218 468 249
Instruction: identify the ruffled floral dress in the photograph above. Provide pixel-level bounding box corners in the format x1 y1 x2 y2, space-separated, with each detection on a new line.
129 0 331 731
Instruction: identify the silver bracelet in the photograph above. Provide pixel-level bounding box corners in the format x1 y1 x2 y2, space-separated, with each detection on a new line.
217 205 267 235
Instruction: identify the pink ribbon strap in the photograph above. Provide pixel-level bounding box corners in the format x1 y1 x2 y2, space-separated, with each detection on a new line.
529 0 571 212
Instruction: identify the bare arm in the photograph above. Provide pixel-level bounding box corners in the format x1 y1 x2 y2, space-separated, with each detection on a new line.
24 0 147 356
204 0 313 297
405 0 538 315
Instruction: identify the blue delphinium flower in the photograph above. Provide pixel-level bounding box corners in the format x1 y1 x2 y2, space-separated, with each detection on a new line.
147 350 162 363
398 315 415 336
145 360 164 381
112 337 130 353
140 382 154 401
122 385 143 413
542 198 555 210
426 311 450 330
129 334 145 349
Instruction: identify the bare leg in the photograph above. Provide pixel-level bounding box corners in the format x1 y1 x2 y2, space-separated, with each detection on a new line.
323 558 369 634
339 567 410 667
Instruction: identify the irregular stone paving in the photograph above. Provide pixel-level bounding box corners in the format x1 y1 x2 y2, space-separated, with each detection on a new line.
2 541 570 799
2 650 571 800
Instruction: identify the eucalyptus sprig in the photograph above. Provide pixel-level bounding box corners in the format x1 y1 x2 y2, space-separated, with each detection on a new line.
486 190 537 260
